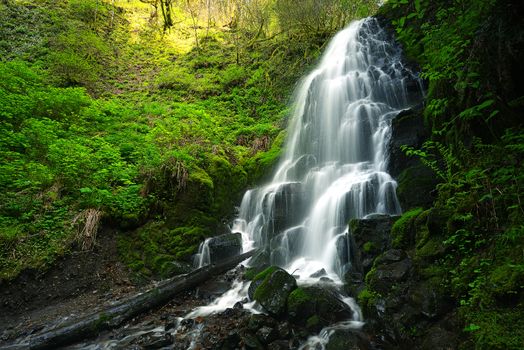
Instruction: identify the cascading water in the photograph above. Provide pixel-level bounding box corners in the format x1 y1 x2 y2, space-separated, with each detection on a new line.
231 18 422 281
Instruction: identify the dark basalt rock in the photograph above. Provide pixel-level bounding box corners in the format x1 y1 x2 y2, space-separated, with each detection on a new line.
206 232 243 263
252 267 297 316
325 329 370 350
287 286 353 332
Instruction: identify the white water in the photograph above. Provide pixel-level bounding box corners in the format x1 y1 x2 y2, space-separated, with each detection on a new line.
232 18 421 281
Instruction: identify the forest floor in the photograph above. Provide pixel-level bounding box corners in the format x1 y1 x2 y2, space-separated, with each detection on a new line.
0 232 137 344
0 236 245 349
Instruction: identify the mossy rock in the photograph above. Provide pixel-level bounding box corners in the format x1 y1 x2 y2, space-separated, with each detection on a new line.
415 237 447 264
391 207 423 249
396 164 439 210
287 286 353 331
252 266 297 316
118 221 209 276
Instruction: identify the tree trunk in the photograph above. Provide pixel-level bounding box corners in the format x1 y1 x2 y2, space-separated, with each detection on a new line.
6 250 255 350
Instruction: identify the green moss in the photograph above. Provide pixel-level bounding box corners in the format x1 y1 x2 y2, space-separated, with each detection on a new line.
391 207 423 248
363 241 376 253
287 287 312 311
252 265 280 283
415 237 446 262
488 264 524 299
306 315 321 330
357 288 380 310
118 221 208 277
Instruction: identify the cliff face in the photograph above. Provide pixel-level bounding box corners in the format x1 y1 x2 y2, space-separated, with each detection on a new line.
352 2 524 349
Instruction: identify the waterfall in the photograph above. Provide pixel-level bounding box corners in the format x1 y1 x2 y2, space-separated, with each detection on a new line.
231 18 422 281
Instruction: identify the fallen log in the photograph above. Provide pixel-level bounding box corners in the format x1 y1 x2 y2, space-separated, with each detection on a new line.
3 250 255 350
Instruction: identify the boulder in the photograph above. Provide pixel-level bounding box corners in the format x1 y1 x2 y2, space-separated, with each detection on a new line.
325 329 368 350
387 108 427 179
287 286 353 331
252 266 297 316
269 226 305 266
366 258 411 294
206 232 243 263
349 215 398 274
263 182 306 238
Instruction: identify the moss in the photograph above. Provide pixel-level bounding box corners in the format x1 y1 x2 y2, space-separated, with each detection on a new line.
488 264 524 299
118 221 208 277
363 241 376 253
306 315 321 331
396 165 439 209
415 237 446 262
252 265 280 283
391 207 423 248
243 130 286 185
287 287 312 311
357 288 380 310
252 267 297 316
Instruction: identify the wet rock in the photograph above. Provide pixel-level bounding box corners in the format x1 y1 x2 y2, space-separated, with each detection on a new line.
270 226 305 266
135 331 174 349
252 266 297 316
256 326 278 344
325 329 368 350
388 108 427 179
247 250 270 271
320 276 334 283
222 331 241 349
375 249 406 264
267 340 291 350
420 325 458 350
248 314 277 330
349 215 398 275
239 329 264 349
367 258 411 294
264 182 306 236
287 286 353 331
233 301 243 309
310 268 327 278
276 321 290 338
207 233 243 262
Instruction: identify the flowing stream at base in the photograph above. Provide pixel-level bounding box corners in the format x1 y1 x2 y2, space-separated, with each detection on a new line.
190 17 422 348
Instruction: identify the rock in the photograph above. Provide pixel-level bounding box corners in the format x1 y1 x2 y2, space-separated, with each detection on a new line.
135 331 174 349
270 226 305 266
276 321 290 339
387 108 427 179
420 326 458 350
239 329 265 349
349 215 398 275
252 267 297 316
263 182 306 237
320 276 334 283
267 340 290 350
206 233 243 263
367 258 411 294
287 286 353 331
325 329 368 350
256 326 278 344
247 250 270 269
310 268 327 278
247 314 277 331
375 249 406 264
